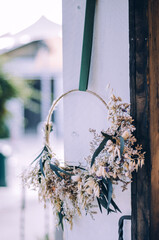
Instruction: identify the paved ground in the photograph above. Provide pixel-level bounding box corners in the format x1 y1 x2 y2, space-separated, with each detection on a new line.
0 134 64 240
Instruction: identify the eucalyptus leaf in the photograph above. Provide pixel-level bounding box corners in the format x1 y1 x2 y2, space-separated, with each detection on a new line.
101 178 121 213
101 132 116 143
30 148 44 165
66 165 87 172
39 158 45 177
119 136 124 156
102 177 109 188
75 166 87 171
98 194 108 210
49 164 58 171
110 198 122 213
101 180 108 199
91 133 112 167
98 192 117 215
107 179 113 210
107 207 116 214
50 164 63 179
30 145 49 165
55 171 63 179
58 211 64 230
52 164 72 176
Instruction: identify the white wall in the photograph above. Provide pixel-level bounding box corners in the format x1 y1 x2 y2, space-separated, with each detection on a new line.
62 0 130 239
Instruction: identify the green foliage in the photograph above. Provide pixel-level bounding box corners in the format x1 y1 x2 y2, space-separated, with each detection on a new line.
91 132 114 167
0 65 40 138
119 136 125 156
0 70 18 138
0 72 17 117
37 234 50 240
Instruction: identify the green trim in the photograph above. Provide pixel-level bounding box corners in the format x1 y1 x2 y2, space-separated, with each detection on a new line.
79 0 96 91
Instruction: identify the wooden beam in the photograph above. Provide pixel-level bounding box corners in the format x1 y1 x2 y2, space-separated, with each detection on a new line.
129 0 151 239
148 0 159 239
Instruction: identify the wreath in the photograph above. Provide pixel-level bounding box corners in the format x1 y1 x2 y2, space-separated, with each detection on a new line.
22 89 145 230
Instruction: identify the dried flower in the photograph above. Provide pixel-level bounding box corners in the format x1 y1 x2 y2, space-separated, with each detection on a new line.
96 166 106 177
22 91 145 230
106 140 113 146
122 131 130 140
94 184 100 197
86 187 93 195
71 175 81 182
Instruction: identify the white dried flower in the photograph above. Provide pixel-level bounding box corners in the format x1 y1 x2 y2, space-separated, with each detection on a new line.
109 172 114 177
107 145 114 153
125 171 130 177
106 140 113 146
113 170 117 179
71 175 81 182
94 184 100 197
78 181 82 190
79 193 84 203
96 166 106 177
122 131 130 140
118 174 123 179
136 164 139 172
85 177 95 188
91 164 97 174
141 159 144 167
115 146 121 159
133 161 136 167
86 187 93 195
124 153 129 159
116 159 120 164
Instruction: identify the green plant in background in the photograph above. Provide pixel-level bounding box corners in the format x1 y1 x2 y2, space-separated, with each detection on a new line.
37 234 50 240
0 65 40 138
0 70 18 138
44 234 49 240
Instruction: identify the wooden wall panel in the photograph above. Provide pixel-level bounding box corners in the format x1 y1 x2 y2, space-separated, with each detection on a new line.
129 0 151 239
148 0 159 239
130 0 159 239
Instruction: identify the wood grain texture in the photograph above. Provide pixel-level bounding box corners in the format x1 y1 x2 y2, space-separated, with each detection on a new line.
129 0 151 239
148 0 159 239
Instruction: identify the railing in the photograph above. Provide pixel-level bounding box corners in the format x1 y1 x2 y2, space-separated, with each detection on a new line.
118 215 131 240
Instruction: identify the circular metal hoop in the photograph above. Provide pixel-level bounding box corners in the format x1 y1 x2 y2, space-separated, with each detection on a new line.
45 89 108 146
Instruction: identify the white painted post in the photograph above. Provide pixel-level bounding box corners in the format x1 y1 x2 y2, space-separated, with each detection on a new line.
62 0 130 239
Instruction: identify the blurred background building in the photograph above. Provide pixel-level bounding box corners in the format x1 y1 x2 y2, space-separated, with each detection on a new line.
0 11 63 240
0 16 63 136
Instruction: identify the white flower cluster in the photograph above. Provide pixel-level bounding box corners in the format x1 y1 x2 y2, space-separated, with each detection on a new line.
86 94 145 191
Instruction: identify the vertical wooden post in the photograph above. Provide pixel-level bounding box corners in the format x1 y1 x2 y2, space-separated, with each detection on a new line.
148 0 159 239
129 0 151 239
130 0 159 239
